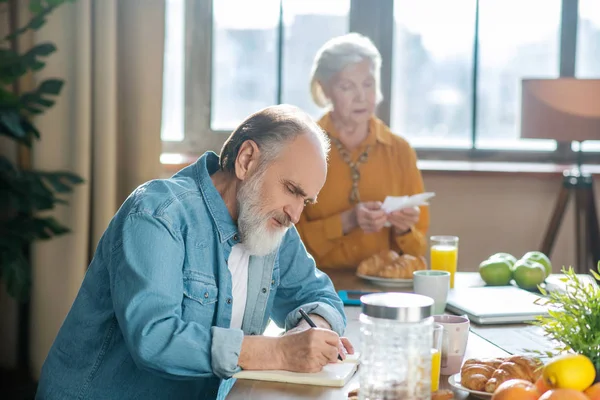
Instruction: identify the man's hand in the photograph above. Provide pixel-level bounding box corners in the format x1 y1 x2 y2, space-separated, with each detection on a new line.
276 328 342 373
284 314 355 362
238 316 355 373
388 206 420 236
285 313 332 334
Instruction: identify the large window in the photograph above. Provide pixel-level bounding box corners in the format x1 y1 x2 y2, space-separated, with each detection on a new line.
161 0 185 142
211 0 349 130
391 0 475 149
161 0 600 159
475 0 560 151
576 0 600 153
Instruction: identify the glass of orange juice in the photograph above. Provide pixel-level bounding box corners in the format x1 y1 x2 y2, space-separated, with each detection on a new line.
430 236 459 288
431 323 443 392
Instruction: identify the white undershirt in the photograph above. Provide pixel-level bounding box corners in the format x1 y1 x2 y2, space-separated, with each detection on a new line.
226 243 249 330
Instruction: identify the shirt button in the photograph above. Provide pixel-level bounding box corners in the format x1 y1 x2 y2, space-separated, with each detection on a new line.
233 234 239 241
226 298 232 305
204 292 209 298
261 288 267 294
271 279 275 286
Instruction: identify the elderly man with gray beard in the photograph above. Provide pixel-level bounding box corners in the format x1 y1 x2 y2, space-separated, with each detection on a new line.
35 105 354 400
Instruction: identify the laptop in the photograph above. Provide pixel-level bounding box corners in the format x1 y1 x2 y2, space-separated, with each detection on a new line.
445 285 550 325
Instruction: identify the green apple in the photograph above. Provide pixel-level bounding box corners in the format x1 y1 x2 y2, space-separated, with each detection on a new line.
512 259 546 290
488 252 518 269
479 258 513 286
521 251 552 278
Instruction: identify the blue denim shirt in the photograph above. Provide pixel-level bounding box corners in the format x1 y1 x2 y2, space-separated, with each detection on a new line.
36 152 346 400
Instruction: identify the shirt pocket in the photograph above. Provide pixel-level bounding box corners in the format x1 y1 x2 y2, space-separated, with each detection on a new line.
182 272 219 325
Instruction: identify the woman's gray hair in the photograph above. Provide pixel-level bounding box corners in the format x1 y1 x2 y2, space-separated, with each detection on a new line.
309 32 383 108
219 104 330 173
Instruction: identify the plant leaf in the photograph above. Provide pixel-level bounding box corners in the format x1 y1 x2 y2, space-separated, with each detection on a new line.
0 249 30 301
29 0 44 13
5 7 55 40
19 79 63 115
20 118 41 139
0 110 29 143
38 79 63 95
0 43 56 83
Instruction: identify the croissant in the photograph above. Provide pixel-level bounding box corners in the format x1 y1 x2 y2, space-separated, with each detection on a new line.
460 364 497 392
460 355 542 393
379 254 427 279
347 388 454 400
462 357 508 370
484 355 543 393
432 390 454 400
357 250 400 276
357 251 427 279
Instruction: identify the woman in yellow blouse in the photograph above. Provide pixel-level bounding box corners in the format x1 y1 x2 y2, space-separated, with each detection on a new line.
296 33 429 269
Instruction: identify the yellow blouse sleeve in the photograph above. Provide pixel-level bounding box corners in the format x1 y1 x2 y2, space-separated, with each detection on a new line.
391 145 429 257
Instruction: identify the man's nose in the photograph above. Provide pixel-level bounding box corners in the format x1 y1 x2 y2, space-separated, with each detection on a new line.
284 201 303 225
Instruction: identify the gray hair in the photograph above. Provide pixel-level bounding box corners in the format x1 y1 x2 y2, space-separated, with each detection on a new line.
309 33 383 108
219 104 330 173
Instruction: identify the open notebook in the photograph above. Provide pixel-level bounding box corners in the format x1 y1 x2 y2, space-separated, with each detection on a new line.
233 352 360 387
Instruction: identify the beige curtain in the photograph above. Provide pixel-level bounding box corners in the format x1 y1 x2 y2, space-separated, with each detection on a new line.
29 0 165 378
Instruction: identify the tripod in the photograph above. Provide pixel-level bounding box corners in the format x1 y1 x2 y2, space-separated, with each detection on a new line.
540 163 600 275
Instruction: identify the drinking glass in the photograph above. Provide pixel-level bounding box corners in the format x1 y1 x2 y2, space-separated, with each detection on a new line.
431 323 443 392
430 236 459 288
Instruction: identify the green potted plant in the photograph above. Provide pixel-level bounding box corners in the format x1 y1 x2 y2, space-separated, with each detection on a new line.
1 0 82 301
531 262 600 381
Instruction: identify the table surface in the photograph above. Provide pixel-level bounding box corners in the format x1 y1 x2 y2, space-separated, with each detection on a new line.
227 271 539 399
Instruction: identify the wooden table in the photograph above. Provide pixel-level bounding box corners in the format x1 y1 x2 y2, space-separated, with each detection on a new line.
227 271 540 399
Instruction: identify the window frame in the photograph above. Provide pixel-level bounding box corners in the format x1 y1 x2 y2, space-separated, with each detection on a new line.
163 0 598 165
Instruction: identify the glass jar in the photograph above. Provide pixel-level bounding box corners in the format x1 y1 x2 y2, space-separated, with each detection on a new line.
359 292 434 400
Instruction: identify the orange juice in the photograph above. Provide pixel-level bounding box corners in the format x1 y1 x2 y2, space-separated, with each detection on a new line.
431 348 441 392
430 244 458 288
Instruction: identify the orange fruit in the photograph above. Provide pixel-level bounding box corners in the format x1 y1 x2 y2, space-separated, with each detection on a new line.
491 379 540 400
535 376 551 395
538 388 589 400
585 383 600 400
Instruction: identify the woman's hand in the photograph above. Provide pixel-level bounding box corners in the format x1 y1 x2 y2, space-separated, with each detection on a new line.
388 206 420 236
341 201 393 234
356 202 387 233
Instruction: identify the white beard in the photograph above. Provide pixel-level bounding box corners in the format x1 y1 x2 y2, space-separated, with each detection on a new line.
236 170 290 256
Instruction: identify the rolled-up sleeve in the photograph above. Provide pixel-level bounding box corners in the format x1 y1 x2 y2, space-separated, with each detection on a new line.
210 327 244 378
270 228 347 335
284 302 345 336
109 212 241 379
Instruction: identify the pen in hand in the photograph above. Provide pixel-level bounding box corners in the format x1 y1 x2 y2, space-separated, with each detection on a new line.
298 308 343 361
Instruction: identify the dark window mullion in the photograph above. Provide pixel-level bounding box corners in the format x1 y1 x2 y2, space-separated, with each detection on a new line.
470 0 480 151
557 0 579 160
349 0 394 125
559 0 579 78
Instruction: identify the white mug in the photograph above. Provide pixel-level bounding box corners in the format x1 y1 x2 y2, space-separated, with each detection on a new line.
433 314 470 375
413 270 450 315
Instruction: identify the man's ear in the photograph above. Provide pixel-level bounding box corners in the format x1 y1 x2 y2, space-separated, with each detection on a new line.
234 140 260 181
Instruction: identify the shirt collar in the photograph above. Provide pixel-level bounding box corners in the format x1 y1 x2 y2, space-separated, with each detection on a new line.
193 152 238 243
318 112 393 147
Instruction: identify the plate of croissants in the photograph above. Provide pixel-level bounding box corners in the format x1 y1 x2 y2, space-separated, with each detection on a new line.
356 250 427 287
448 355 543 399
